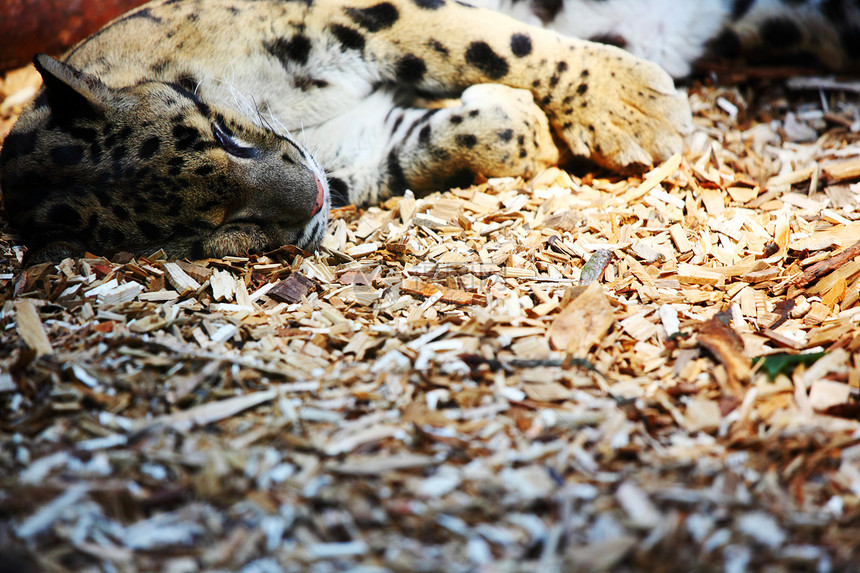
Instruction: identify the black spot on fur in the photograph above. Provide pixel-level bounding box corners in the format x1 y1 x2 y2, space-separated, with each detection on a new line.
150 59 170 75
530 0 562 23
47 204 82 227
167 156 186 177
419 125 432 145
419 108 438 123
104 133 118 149
709 29 742 58
293 75 330 90
112 145 128 162
330 25 366 51
456 134 477 148
403 113 429 140
511 34 532 57
396 54 427 82
195 164 215 176
430 147 450 162
137 220 161 241
577 83 588 95
465 42 509 79
191 140 211 153
428 39 449 56
172 124 200 151
95 187 116 207
139 136 161 159
731 0 755 19
50 145 85 166
588 33 627 49
413 0 445 8
450 115 463 124
498 129 513 141
445 168 475 189
266 34 312 67
112 205 130 220
67 126 98 143
760 18 803 48
346 2 399 32
387 150 409 195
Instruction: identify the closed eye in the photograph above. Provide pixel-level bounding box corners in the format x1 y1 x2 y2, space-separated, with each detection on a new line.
212 122 259 159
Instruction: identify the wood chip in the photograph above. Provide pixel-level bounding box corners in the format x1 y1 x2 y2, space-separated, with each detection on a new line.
785 239 860 290
808 380 851 411
677 263 725 286
401 277 483 305
329 454 436 475
268 272 315 303
163 262 201 295
822 157 860 182
15 300 52 356
696 316 750 388
685 397 722 433
3 69 860 572
617 153 682 203
548 282 615 355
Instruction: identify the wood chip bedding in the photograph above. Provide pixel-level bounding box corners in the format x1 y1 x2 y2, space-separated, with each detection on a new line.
1 65 860 571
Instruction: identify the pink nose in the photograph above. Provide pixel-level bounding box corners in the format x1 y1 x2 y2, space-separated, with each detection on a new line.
310 175 326 217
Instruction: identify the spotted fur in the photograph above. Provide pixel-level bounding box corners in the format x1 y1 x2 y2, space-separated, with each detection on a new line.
476 0 860 78
0 0 690 262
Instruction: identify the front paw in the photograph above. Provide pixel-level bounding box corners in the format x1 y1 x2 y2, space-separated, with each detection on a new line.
552 42 692 171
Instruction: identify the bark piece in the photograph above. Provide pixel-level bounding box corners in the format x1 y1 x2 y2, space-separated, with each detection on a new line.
697 315 750 388
15 300 52 356
548 282 615 355
268 272 315 304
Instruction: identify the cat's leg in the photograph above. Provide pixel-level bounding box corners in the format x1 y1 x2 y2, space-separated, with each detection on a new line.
307 0 691 172
307 84 557 206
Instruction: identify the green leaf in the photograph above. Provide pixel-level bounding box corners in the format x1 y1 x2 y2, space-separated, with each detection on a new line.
754 352 827 381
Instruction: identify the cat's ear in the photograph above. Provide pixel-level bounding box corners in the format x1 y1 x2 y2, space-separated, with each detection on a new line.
33 54 111 122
